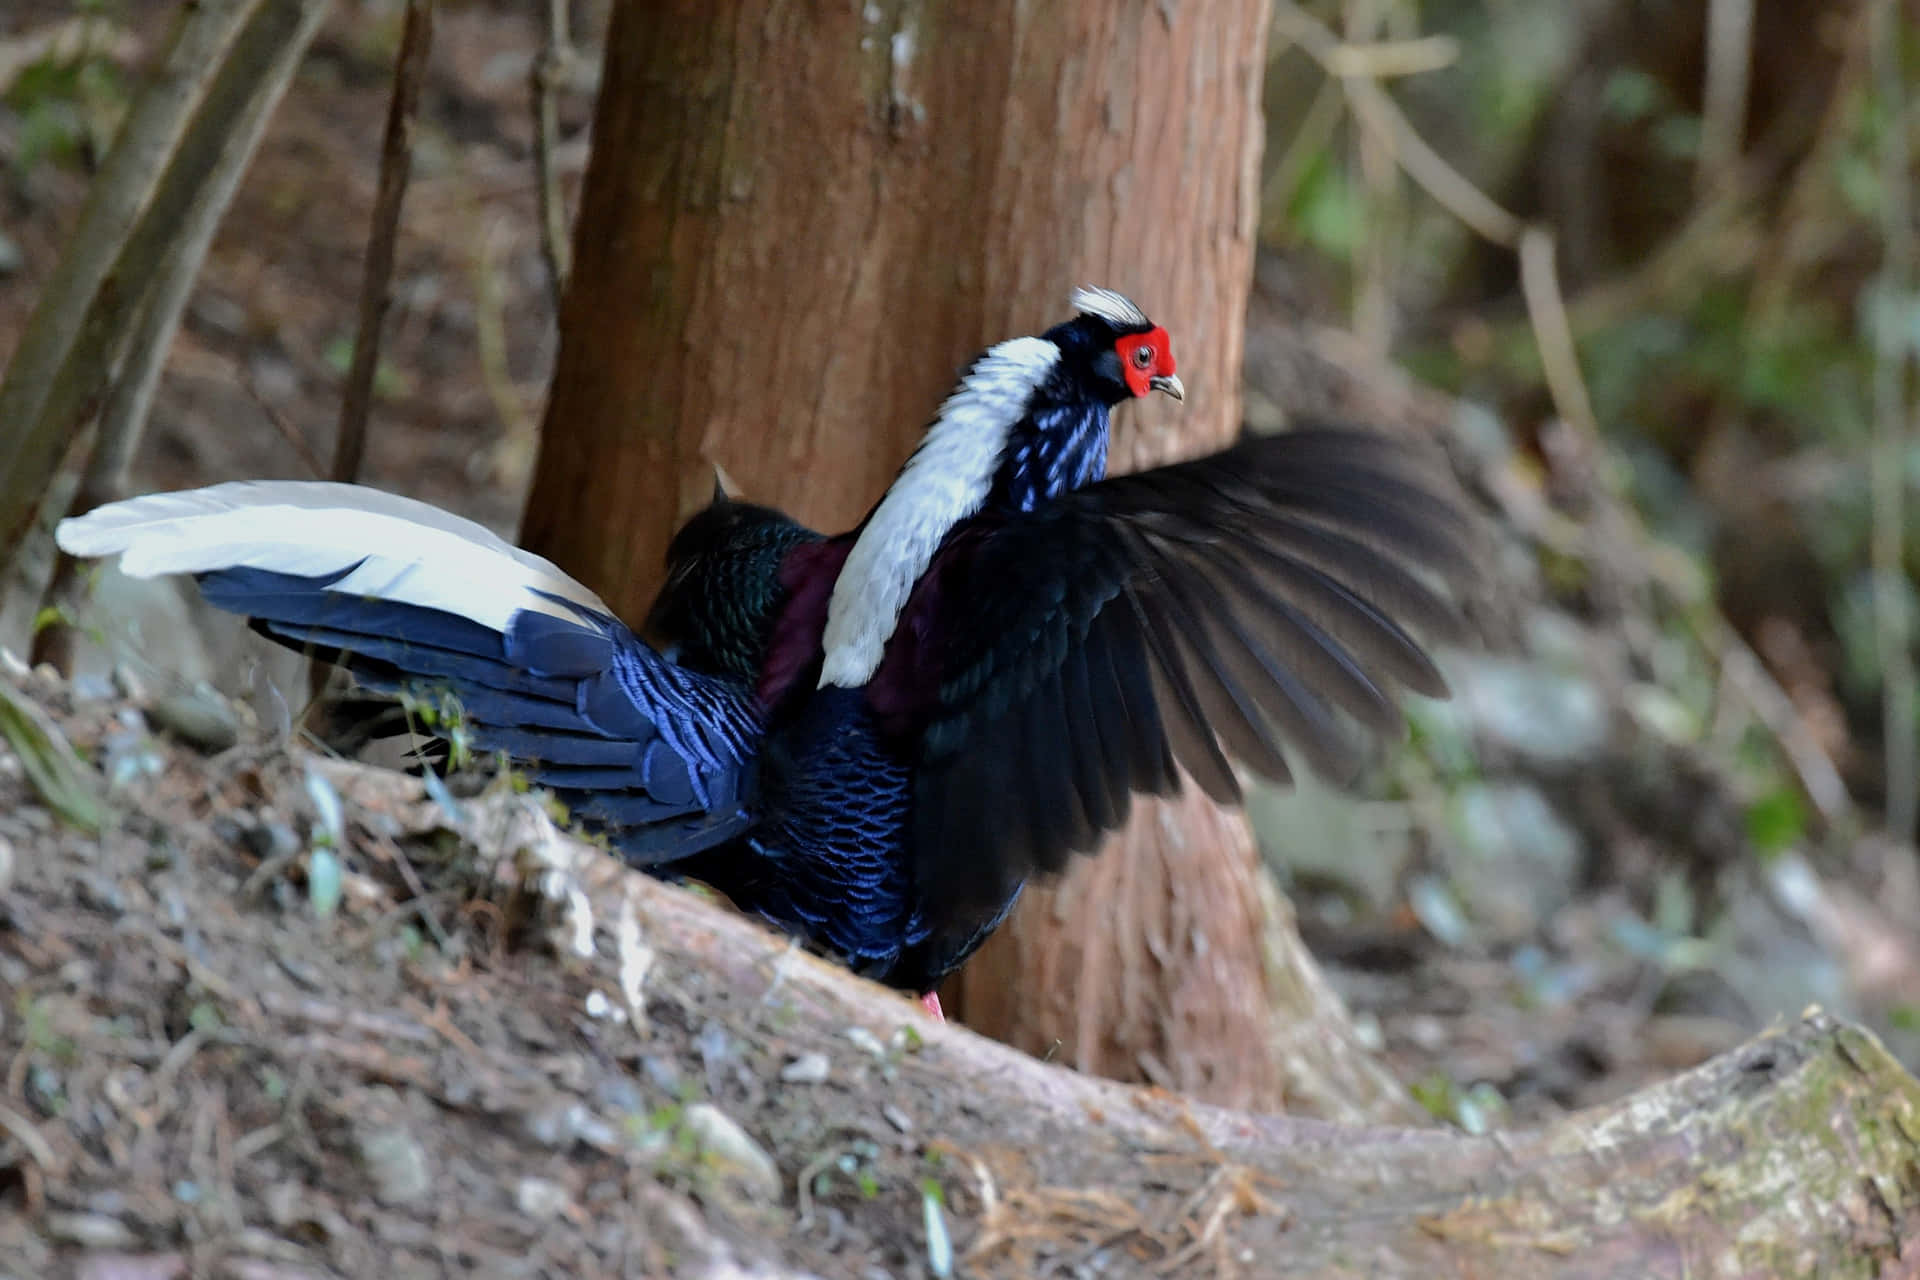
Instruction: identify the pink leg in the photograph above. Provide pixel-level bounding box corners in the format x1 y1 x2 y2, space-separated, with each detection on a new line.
919 991 945 1021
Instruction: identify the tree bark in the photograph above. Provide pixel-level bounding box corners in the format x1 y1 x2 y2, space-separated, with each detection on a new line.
521 0 1400 1116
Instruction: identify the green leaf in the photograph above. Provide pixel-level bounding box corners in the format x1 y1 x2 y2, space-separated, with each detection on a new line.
0 681 104 833
1744 785 1808 858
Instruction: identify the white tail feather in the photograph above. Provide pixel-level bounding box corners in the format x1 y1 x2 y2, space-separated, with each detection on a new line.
56 480 611 632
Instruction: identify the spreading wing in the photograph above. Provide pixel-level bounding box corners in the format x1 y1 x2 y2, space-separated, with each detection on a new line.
905 424 1479 916
58 481 762 863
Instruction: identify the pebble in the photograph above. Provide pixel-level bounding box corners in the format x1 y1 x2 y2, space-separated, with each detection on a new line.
74 870 126 917
70 673 116 702
684 1103 780 1201
780 1052 831 1085
354 1115 431 1206
0 833 13 895
845 1027 887 1059
147 687 240 753
514 1176 572 1221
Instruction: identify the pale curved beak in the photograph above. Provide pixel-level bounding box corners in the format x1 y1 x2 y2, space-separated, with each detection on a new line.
1149 373 1185 402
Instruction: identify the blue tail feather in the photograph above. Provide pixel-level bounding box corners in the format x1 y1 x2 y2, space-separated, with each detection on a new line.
200 568 506 659
189 565 764 868
468 725 642 767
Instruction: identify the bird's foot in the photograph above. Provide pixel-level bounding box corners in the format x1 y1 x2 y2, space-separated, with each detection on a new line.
919 991 944 1022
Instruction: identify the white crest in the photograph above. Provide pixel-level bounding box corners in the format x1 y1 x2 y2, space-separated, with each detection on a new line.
1069 285 1148 329
819 335 1061 688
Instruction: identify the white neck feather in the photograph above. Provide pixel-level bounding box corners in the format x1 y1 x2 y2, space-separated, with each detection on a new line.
818 335 1059 688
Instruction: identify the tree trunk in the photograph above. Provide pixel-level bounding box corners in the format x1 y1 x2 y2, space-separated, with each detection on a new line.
522 0 1398 1116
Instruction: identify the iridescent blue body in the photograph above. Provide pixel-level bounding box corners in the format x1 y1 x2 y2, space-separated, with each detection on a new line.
691 396 1115 989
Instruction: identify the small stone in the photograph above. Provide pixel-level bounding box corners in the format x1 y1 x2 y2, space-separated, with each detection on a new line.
74 870 126 917
1440 782 1586 942
70 673 116 701
0 833 14 895
1405 1015 1448 1053
112 663 150 705
356 1124 431 1206
1450 654 1609 769
695 1021 734 1070
514 1175 572 1221
263 1180 305 1227
780 1052 830 1085
684 1103 780 1201
845 1027 887 1059
522 1099 615 1151
882 1102 913 1133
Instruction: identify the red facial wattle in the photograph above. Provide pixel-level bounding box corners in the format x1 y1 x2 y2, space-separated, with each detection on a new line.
1116 326 1177 398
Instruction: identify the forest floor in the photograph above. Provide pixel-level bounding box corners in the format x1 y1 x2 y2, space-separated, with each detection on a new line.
6 2 1920 1276
0 667 999 1278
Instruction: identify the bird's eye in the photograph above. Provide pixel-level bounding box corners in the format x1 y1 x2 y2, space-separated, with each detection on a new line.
1131 345 1156 370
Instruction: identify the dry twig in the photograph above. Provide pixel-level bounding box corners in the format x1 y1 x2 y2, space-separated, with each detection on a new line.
332 0 436 485
531 0 574 310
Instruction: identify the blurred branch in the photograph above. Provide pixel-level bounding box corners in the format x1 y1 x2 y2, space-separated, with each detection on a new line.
1869 0 1916 845
236 359 328 479
1272 1 1522 249
31 0 331 672
1343 0 1400 359
1277 1 1602 437
1697 0 1754 193
1517 228 1599 440
1320 34 1458 80
1710 627 1856 829
333 0 435 485
531 0 573 311
0 0 260 569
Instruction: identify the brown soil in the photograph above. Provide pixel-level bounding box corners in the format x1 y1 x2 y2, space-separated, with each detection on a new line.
0 667 1000 1277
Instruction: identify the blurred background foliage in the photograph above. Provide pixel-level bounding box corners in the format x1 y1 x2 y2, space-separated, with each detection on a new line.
1251 0 1920 1106
1265 0 1911 828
